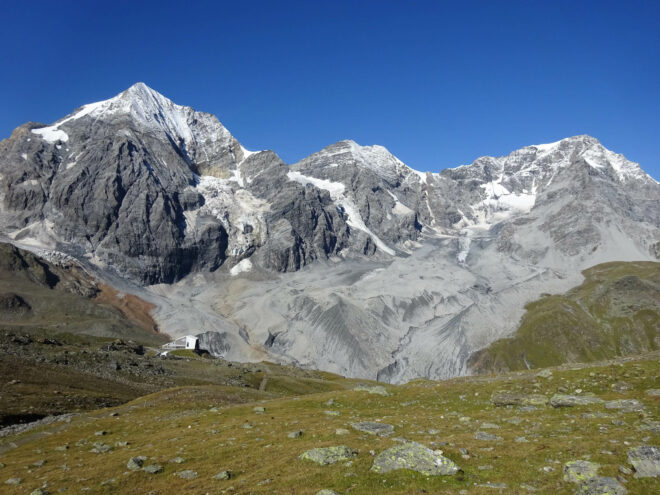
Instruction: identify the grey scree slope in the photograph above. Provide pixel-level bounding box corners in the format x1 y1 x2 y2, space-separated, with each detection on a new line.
0 83 658 382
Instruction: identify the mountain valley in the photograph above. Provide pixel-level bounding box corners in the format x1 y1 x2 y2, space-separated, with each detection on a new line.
0 83 657 383
0 83 659 493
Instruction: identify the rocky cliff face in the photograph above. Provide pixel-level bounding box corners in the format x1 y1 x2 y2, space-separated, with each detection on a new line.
1 83 658 382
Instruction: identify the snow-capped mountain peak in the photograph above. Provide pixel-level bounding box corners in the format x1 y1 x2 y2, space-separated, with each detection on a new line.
299 139 427 184
31 82 232 148
524 135 651 183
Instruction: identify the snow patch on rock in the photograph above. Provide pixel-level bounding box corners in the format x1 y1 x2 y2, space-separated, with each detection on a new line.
287 170 395 255
230 258 253 276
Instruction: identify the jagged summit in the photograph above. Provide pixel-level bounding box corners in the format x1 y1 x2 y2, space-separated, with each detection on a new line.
446 134 653 187
30 82 233 148
530 134 600 150
296 139 428 184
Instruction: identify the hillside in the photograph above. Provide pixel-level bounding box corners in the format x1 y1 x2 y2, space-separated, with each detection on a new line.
0 325 365 428
0 352 658 494
0 242 165 345
468 262 660 374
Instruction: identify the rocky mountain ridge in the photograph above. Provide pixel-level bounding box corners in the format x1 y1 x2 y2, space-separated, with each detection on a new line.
1 83 658 382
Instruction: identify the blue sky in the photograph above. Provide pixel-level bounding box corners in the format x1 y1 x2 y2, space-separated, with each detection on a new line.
2 1 659 178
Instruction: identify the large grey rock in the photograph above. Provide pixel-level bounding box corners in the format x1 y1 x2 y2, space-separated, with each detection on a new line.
564 460 627 495
299 446 357 465
370 442 460 475
576 477 627 495
563 460 600 483
627 445 660 478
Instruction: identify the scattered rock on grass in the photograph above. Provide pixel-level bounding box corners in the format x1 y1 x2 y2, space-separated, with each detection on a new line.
475 431 502 441
353 384 389 396
564 460 599 483
550 395 603 407
316 490 341 495
577 477 627 494
536 369 553 378
214 470 231 480
5 477 21 485
143 464 163 474
638 420 660 433
350 421 394 437
288 430 304 439
491 393 548 407
90 442 111 453
176 470 198 479
371 442 460 475
564 460 627 494
299 446 357 465
605 400 645 412
627 445 660 478
127 456 147 471
612 382 632 393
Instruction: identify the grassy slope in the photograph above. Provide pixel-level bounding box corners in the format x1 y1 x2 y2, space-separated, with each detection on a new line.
0 242 166 346
0 328 359 425
0 353 658 494
468 262 660 374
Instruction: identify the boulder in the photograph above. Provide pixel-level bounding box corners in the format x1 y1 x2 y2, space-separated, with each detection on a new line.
564 460 627 494
627 445 660 478
576 477 627 495
299 446 357 465
370 442 460 475
563 460 599 483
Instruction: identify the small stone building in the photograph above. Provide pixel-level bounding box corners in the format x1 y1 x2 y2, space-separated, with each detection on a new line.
162 335 199 351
